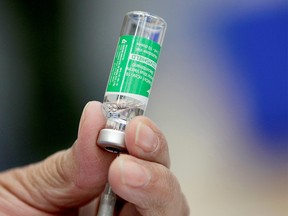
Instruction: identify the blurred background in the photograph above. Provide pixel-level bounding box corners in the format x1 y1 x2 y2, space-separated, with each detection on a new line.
0 0 287 215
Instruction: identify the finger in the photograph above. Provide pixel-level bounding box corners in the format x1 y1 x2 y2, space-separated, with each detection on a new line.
0 101 115 213
125 116 170 168
109 155 190 216
119 203 141 216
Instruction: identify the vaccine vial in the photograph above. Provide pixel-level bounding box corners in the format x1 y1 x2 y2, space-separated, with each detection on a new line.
97 11 167 152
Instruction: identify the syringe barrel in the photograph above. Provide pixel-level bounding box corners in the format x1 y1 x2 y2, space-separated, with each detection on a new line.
96 183 117 216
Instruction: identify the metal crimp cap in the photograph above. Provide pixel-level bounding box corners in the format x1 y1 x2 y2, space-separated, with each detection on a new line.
97 129 126 153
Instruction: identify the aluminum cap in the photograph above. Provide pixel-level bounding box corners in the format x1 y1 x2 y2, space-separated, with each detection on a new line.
97 129 126 153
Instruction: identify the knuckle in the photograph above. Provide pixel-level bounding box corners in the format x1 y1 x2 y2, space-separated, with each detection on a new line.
153 131 170 168
143 166 185 215
153 167 180 205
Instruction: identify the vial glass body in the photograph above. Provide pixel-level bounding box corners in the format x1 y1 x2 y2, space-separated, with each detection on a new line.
98 11 167 152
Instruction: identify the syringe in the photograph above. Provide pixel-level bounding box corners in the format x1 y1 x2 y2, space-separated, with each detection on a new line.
96 11 166 215
96 183 117 216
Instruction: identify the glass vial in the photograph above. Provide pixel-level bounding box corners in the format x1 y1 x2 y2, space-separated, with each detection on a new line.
97 11 167 152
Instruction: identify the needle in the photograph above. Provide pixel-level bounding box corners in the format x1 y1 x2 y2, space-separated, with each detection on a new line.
97 153 120 216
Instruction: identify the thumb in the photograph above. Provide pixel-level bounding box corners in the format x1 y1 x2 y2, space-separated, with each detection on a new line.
0 101 115 213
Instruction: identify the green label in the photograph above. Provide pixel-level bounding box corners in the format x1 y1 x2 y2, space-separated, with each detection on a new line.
106 35 161 97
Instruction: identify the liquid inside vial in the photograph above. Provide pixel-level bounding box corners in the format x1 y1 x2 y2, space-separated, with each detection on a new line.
102 94 145 131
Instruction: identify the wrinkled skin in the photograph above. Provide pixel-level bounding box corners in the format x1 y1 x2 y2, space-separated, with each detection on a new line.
0 101 190 216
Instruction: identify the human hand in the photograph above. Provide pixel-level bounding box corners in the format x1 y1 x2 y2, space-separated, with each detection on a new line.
0 101 190 215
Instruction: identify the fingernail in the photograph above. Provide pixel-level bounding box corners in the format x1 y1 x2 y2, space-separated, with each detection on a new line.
120 157 151 188
78 102 89 135
135 122 158 152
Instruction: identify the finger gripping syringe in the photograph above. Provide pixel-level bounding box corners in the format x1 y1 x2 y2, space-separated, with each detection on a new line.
96 11 167 216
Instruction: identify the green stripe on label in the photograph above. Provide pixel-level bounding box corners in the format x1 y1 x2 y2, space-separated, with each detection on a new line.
106 35 161 97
